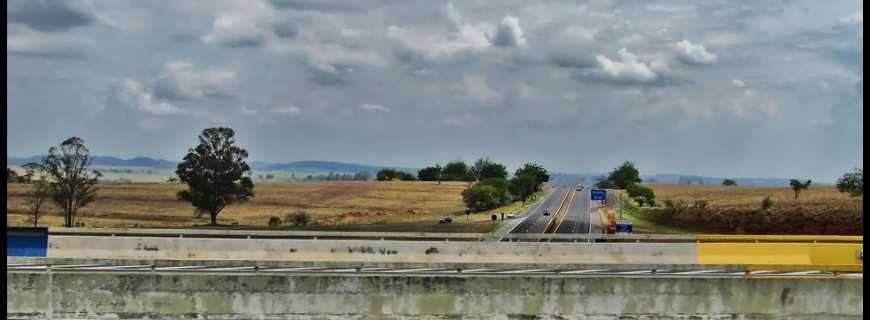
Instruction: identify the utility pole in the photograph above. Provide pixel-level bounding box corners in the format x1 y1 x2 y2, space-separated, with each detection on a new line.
619 193 623 221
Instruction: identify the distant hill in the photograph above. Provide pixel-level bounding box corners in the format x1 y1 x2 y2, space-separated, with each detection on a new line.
8 155 177 169
548 172 791 187
8 156 416 174
643 174 791 187
8 155 791 186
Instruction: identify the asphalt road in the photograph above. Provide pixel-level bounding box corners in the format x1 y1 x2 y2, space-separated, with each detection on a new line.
509 186 570 234
555 186 591 234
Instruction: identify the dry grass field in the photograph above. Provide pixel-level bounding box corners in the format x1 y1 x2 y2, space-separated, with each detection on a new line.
632 184 863 235
6 181 474 229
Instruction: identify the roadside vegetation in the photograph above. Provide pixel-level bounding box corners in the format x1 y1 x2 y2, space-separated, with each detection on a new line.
621 184 862 235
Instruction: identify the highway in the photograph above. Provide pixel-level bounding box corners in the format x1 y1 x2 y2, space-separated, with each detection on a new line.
508 186 570 234
555 186 592 234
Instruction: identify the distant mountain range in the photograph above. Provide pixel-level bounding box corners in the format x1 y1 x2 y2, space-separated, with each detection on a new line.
8 156 416 174
8 155 178 169
8 155 791 186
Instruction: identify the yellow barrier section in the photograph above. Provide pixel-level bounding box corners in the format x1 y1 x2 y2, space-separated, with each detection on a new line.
696 235 863 243
697 243 863 272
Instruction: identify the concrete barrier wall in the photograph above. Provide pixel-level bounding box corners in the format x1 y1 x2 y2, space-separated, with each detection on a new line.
48 235 698 265
7 272 863 319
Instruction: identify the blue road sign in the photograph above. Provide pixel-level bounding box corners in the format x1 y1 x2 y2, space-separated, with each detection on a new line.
591 189 606 201
615 220 633 234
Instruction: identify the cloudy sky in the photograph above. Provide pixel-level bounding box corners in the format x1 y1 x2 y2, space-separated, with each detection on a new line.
6 0 863 181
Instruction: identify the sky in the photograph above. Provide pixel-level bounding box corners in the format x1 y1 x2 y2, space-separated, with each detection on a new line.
6 0 863 182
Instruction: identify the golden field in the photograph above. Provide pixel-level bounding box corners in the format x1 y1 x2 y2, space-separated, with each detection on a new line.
637 184 863 235
6 181 474 229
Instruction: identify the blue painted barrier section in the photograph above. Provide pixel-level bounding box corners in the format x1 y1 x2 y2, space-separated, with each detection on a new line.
7 227 48 257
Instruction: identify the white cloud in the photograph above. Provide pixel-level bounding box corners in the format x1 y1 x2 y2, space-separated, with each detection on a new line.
238 105 259 116
154 61 237 100
116 80 183 115
461 74 502 104
6 27 88 59
838 12 863 26
728 89 781 120
490 15 527 47
387 3 493 58
359 103 390 112
730 79 747 88
671 40 718 65
270 106 301 115
594 48 658 82
202 11 272 47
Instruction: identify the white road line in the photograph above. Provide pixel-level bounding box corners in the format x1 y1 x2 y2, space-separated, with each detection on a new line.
323 268 358 273
462 269 497 273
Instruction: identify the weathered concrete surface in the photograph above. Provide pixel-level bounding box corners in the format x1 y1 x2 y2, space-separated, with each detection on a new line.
7 272 862 319
48 236 698 265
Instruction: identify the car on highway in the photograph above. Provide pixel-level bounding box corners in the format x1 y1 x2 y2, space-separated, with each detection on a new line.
506 212 517 219
543 210 550 216
576 184 584 191
438 216 453 224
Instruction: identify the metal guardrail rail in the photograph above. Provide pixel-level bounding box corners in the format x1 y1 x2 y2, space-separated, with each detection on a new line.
7 262 862 278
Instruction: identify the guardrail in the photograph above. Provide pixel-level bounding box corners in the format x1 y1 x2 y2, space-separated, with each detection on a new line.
47 227 863 243
19 228 865 272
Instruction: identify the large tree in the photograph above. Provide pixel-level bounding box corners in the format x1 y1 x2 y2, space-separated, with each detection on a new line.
470 158 509 181
789 179 812 200
836 168 863 197
443 160 472 181
26 177 50 227
32 137 101 227
512 162 548 200
418 165 443 183
176 127 255 225
597 161 642 189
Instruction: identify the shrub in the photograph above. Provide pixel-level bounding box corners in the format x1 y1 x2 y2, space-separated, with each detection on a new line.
836 168 863 197
462 185 501 212
285 210 311 227
761 196 774 211
626 183 656 207
267 216 282 227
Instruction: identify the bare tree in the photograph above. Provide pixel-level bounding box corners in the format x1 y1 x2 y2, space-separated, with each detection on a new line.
31 137 102 227
27 178 50 227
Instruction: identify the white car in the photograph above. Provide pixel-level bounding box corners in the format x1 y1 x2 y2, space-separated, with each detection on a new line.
506 212 517 219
